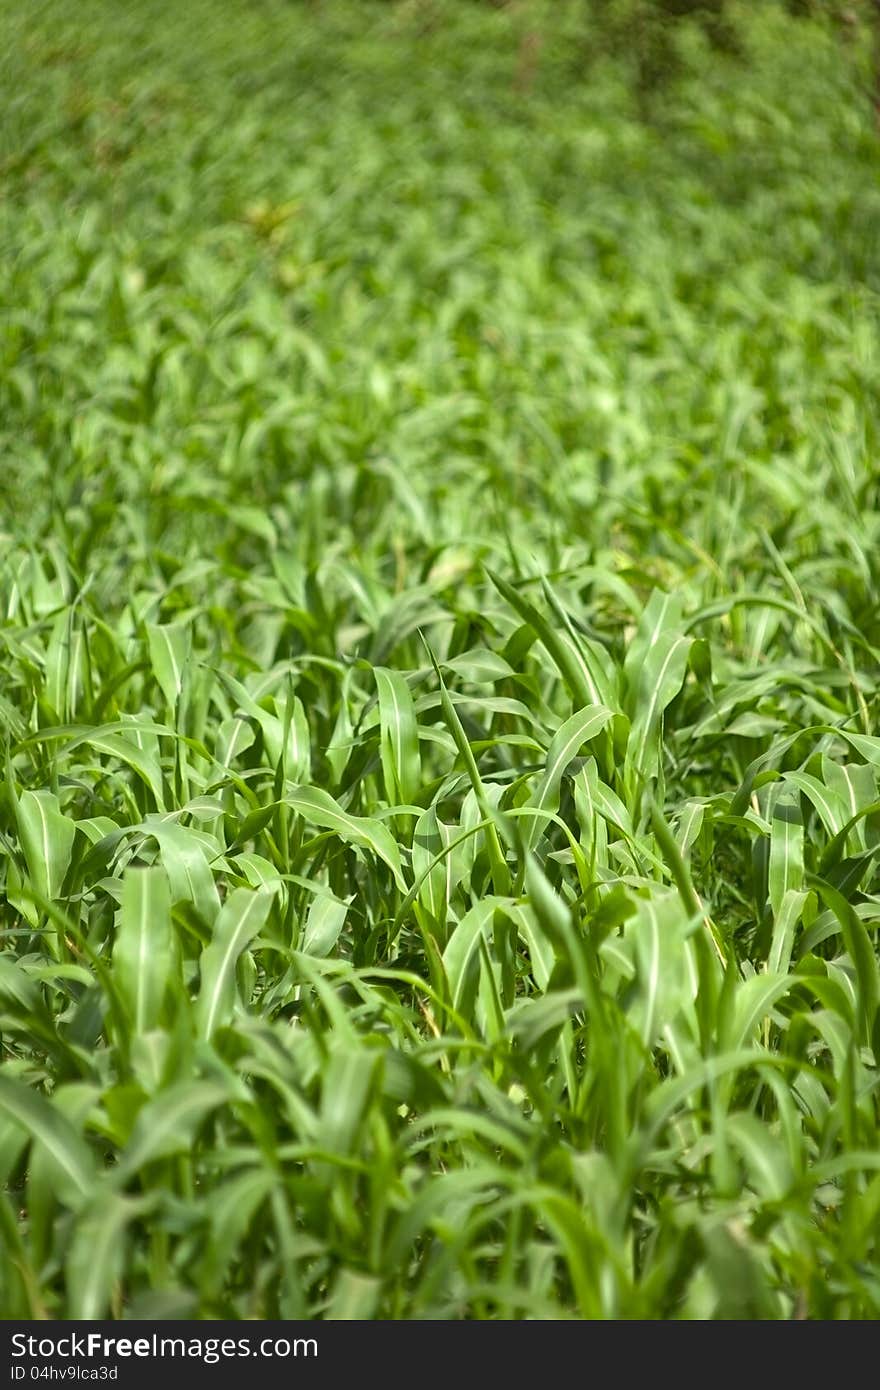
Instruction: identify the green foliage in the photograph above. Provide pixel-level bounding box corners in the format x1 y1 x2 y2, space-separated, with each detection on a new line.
581 0 742 97
1 0 879 1319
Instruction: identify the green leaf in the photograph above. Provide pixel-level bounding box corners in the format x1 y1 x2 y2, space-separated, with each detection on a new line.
318 1046 380 1156
116 1082 230 1179
282 690 311 783
15 789 75 902
768 787 804 918
624 892 693 1047
808 874 879 1051
114 867 173 1033
300 891 350 958
527 704 614 850
424 641 510 895
145 819 221 924
326 1268 382 1320
725 1112 792 1201
64 728 166 810
0 1074 95 1207
725 973 793 1050
374 665 421 804
146 621 190 709
282 785 407 890
196 886 274 1038
66 1192 152 1319
625 630 692 783
200 1168 275 1291
442 900 496 1018
767 888 809 976
412 806 454 928
488 569 605 709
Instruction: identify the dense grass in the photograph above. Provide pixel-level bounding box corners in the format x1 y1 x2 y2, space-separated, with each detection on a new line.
1 0 880 1318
